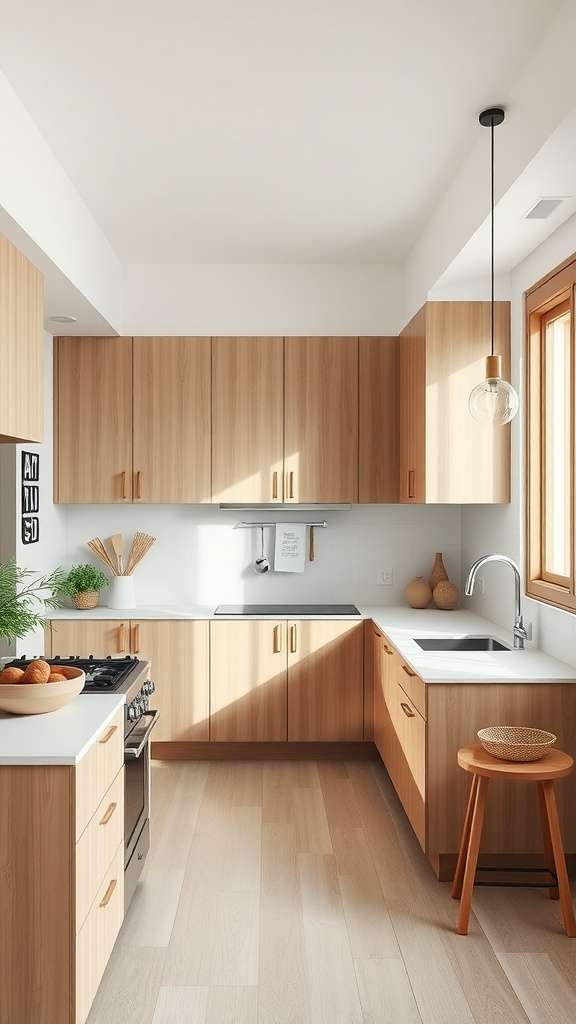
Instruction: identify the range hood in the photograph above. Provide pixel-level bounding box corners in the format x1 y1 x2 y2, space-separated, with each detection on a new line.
218 503 352 511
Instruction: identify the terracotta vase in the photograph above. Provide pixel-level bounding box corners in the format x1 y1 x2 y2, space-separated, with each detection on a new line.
405 577 432 609
429 552 449 591
433 579 460 610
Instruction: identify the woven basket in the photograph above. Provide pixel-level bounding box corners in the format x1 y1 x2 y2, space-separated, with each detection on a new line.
71 590 99 610
478 726 557 762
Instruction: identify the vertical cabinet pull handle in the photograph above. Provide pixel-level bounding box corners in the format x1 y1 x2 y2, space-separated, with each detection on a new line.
133 623 140 652
287 471 294 499
99 725 117 745
136 471 142 499
118 624 126 653
99 878 117 908
273 624 282 653
400 702 416 718
408 470 415 499
272 471 278 500
121 471 128 499
290 624 297 653
402 664 416 677
99 802 117 826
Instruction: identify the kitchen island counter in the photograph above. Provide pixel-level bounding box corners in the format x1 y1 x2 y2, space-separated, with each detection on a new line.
0 692 125 765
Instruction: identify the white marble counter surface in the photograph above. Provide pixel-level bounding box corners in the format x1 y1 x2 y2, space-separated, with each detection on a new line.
0 693 125 766
47 603 576 684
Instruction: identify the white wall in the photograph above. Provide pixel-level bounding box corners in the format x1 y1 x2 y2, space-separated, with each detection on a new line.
461 212 576 669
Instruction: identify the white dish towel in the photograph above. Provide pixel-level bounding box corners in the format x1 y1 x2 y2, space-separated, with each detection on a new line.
274 523 306 573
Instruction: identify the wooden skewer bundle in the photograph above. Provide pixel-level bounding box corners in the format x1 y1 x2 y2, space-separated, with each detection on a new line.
125 532 156 575
87 537 118 575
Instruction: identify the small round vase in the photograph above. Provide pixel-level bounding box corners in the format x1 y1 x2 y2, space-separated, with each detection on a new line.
433 580 460 610
429 552 449 590
405 577 432 609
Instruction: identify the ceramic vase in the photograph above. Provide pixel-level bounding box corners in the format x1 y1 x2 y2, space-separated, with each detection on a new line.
433 579 460 610
405 576 432 609
429 552 449 590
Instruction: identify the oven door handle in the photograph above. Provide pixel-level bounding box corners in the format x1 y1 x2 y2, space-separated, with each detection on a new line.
124 710 160 759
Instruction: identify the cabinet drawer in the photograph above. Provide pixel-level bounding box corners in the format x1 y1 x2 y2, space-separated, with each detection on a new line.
75 842 124 1024
76 769 124 932
397 661 426 719
75 709 124 840
385 680 426 850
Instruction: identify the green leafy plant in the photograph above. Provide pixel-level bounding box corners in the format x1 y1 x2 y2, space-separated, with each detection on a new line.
58 563 109 598
0 558 67 644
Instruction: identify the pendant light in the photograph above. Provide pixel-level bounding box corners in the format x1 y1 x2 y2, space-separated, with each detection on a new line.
468 106 519 425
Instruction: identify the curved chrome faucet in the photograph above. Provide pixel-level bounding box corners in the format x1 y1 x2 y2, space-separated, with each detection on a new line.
465 554 527 649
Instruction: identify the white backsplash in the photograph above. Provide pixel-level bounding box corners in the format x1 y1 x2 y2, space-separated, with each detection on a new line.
64 502 462 609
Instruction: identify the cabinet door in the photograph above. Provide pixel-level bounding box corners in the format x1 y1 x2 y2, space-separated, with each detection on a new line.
383 660 426 849
133 337 211 503
211 337 284 503
135 620 209 742
398 326 426 503
46 619 131 658
54 337 133 503
0 233 44 444
284 337 359 503
210 620 287 741
359 337 399 502
287 620 364 741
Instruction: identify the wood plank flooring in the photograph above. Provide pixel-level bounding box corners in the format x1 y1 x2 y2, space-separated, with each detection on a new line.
87 759 576 1024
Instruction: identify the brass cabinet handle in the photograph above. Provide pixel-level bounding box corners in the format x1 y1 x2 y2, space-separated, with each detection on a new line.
287 471 294 499
372 626 382 638
400 702 415 718
133 623 140 653
99 725 117 745
383 644 394 655
273 624 282 653
136 471 142 500
99 878 117 908
402 664 416 677
118 624 126 653
408 470 415 499
272 471 278 500
121 471 128 499
290 624 297 653
99 802 117 826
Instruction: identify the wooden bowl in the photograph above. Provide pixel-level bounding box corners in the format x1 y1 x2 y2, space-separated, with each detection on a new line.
0 668 85 715
478 725 557 762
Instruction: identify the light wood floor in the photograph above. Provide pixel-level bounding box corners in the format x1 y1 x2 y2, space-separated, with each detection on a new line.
87 759 576 1024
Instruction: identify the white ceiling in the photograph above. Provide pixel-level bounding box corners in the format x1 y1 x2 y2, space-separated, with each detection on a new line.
0 0 570 271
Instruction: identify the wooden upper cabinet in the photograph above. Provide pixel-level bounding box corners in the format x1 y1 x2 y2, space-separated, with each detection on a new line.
211 337 284 502
399 301 511 503
359 336 399 502
54 337 133 503
0 233 44 443
284 336 359 503
133 336 211 502
54 336 211 503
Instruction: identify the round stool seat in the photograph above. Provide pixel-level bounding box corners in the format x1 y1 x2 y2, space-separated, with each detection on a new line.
451 742 575 937
458 743 574 781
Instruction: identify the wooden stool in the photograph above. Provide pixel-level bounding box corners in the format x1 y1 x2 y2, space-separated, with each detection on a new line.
451 743 576 937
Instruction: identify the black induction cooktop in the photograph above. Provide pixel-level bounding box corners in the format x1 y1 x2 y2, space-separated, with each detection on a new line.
214 604 361 616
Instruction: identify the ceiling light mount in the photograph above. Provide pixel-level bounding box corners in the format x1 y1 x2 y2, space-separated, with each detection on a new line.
468 105 519 426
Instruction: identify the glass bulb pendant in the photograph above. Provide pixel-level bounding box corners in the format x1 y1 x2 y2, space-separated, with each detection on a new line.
469 355 519 426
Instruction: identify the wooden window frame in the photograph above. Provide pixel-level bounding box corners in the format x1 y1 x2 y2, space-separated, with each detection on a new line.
526 258 576 612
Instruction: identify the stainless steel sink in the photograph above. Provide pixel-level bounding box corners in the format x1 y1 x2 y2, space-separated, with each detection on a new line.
414 636 511 652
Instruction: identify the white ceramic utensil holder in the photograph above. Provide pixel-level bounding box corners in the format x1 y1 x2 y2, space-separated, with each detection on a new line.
108 575 136 609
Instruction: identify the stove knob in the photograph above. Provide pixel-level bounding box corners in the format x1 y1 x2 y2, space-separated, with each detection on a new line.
127 703 139 721
146 679 156 695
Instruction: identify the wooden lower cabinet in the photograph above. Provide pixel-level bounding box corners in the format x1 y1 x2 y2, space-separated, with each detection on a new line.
373 626 576 877
210 619 364 742
0 708 124 1024
46 619 210 742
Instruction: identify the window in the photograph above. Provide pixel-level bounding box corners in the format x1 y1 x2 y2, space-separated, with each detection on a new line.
526 257 576 611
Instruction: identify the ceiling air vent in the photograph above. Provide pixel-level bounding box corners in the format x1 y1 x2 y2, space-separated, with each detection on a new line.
524 197 567 220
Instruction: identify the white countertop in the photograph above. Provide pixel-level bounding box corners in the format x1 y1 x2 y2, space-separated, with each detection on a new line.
0 693 125 766
47 603 576 684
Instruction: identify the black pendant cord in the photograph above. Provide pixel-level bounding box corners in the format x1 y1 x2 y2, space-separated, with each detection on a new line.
490 117 495 358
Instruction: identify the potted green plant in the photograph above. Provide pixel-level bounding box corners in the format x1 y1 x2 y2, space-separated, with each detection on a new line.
59 563 109 610
0 558 67 644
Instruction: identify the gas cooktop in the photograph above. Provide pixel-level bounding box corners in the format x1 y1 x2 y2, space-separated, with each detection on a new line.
214 604 361 616
6 655 142 693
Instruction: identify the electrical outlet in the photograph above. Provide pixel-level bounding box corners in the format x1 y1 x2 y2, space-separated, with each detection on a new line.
478 576 485 595
377 567 393 586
